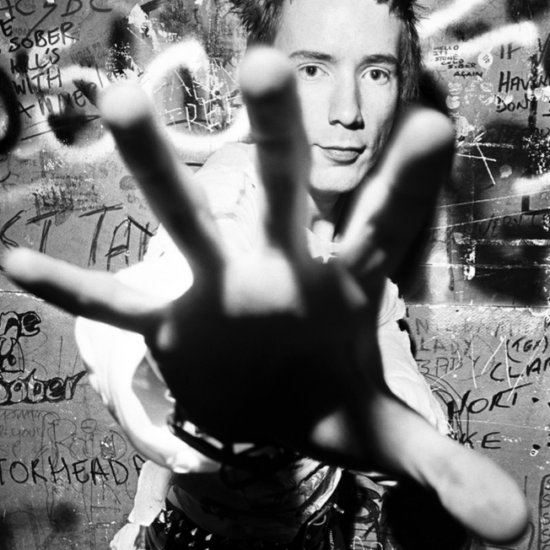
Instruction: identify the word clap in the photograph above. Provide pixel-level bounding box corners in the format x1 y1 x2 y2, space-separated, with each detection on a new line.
0 369 86 406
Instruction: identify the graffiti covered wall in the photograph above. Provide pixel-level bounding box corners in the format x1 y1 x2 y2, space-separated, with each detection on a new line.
0 1 246 548
1 0 550 548
416 0 550 307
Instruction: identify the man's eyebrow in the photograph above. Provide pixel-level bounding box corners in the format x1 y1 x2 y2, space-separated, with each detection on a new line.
289 51 399 67
362 54 399 67
289 51 334 62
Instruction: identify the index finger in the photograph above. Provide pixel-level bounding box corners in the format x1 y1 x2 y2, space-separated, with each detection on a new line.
339 107 454 285
240 47 310 261
2 248 164 335
100 83 225 281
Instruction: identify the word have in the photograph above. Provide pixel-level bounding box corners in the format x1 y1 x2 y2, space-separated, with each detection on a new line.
498 70 550 94
0 453 144 486
0 369 86 406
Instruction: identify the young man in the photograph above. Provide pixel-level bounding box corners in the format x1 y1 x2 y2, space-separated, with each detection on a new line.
4 0 529 549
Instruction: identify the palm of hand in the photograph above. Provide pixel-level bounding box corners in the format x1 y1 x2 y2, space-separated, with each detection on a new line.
151 250 376 447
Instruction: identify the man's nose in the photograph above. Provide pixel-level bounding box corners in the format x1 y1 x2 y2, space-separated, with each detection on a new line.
329 75 364 129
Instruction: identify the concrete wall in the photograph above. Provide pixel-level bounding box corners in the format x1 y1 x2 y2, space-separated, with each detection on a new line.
0 1 549 548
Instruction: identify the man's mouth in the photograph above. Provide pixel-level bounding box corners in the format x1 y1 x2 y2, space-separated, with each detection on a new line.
317 145 366 164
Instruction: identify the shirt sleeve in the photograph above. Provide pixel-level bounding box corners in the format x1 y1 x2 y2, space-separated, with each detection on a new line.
377 280 450 435
195 142 264 256
75 143 261 376
74 143 266 531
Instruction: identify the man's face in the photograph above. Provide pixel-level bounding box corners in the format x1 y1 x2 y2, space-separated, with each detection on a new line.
273 0 401 199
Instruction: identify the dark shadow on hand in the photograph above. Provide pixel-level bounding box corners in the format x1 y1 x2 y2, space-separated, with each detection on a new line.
384 479 468 550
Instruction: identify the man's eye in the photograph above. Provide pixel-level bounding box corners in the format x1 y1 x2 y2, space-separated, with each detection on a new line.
298 65 325 80
366 68 390 84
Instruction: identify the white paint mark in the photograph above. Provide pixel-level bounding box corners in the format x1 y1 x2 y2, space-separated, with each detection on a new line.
476 142 497 186
446 95 461 110
11 41 248 164
454 21 539 59
512 173 550 195
418 0 488 39
423 21 539 74
480 337 505 376
128 5 149 29
142 39 249 158
478 51 493 69
471 339 477 389
448 82 463 95
455 115 475 138
500 165 513 178
14 65 113 164
457 153 497 162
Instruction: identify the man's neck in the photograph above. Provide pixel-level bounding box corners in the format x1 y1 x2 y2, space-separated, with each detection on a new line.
307 192 345 241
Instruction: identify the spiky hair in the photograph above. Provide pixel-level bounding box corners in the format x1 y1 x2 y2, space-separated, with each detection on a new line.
227 0 422 103
228 0 284 45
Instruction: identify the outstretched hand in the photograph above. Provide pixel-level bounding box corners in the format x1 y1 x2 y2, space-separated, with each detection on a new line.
3 47 529 544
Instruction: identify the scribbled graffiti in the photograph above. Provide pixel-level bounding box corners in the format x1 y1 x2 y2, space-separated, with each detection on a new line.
0 0 248 166
0 369 86 406
406 304 550 549
0 311 40 373
1 0 549 305
0 453 144 486
0 310 86 406
1 1 550 550
0 405 146 550
0 206 155 269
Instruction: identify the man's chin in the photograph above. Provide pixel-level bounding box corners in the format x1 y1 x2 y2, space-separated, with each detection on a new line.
309 165 371 197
